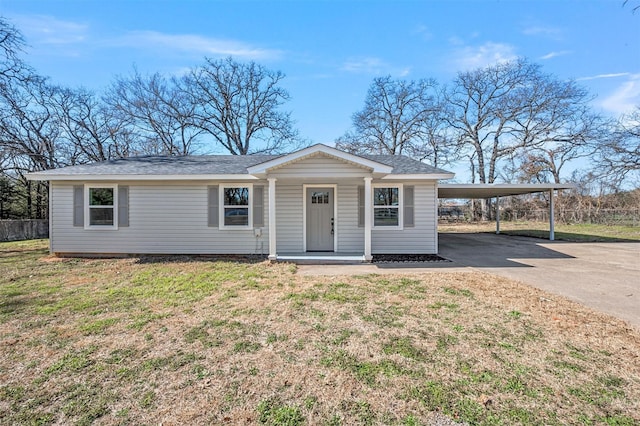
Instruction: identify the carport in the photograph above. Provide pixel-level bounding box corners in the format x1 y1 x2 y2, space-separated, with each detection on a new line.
438 183 576 240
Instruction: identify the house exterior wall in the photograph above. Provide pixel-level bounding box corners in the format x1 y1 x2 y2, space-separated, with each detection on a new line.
274 183 303 252
268 154 370 178
50 181 270 255
337 184 364 252
371 181 437 254
273 181 436 254
49 178 438 255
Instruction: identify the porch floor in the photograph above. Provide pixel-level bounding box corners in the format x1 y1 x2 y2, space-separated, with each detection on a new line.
276 252 367 264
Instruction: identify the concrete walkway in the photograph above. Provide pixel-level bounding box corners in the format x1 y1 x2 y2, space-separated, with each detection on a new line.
297 233 640 329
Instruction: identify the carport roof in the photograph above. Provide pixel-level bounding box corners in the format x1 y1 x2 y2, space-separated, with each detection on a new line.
438 183 575 199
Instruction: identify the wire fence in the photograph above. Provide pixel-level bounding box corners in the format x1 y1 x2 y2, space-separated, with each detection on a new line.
439 207 640 226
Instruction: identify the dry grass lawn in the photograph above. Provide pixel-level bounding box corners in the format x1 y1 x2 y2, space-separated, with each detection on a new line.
1 240 639 425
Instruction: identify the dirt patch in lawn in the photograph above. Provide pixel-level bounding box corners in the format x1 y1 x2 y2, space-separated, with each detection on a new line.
1 240 639 425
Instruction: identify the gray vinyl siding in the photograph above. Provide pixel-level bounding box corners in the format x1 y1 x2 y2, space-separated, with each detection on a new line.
50 181 270 255
270 155 370 178
274 183 303 252
337 184 363 252
50 179 439 255
371 181 437 254
274 183 363 253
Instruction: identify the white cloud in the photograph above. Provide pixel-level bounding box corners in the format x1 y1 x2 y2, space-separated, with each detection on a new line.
341 56 410 76
522 25 563 39
114 31 282 61
413 24 433 40
12 14 89 45
577 72 631 81
600 74 640 115
8 15 282 62
540 50 571 60
450 42 518 71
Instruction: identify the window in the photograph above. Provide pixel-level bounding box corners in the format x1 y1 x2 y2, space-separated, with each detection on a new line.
373 185 402 229
220 185 252 228
84 184 118 229
311 191 329 204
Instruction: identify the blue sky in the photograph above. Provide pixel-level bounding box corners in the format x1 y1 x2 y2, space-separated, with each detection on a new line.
1 0 639 164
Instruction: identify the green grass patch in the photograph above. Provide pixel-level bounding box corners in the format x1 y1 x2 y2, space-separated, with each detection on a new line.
257 397 304 425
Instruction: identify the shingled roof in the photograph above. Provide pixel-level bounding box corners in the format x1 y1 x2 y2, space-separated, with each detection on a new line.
28 145 453 178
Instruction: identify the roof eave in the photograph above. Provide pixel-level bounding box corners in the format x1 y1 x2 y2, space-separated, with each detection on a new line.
381 173 456 180
247 144 393 175
26 173 259 181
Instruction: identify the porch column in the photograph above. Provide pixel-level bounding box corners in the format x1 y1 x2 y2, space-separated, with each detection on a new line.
495 196 500 234
364 177 372 261
549 189 555 241
268 178 277 260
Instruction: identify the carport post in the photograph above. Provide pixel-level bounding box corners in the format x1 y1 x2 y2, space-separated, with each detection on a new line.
549 189 555 241
495 196 500 234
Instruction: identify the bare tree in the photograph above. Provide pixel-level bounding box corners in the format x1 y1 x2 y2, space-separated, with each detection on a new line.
105 70 201 155
445 58 542 184
53 86 137 163
446 58 604 185
0 76 64 173
598 106 640 185
0 75 67 218
183 57 298 155
515 80 608 184
410 94 458 168
0 17 29 83
623 0 640 13
336 76 447 162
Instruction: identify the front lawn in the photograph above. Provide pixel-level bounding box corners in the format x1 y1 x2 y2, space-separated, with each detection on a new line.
1 240 639 425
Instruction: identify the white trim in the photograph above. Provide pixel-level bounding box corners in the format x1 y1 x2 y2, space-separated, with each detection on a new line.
29 172 455 182
303 184 338 252
434 183 439 254
27 174 260 181
84 183 118 230
48 183 53 253
219 183 253 230
372 183 403 230
495 196 501 235
381 173 455 180
438 183 576 199
363 177 372 261
247 144 393 176
268 178 277 260
549 189 555 241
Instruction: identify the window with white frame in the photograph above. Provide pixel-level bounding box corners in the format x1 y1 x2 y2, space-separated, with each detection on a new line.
85 185 117 228
221 185 251 228
373 185 402 228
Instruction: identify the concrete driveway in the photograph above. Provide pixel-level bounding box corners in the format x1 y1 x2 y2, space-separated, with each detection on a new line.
298 233 640 329
438 233 640 329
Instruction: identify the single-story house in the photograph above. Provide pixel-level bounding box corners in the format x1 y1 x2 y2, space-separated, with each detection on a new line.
27 144 456 261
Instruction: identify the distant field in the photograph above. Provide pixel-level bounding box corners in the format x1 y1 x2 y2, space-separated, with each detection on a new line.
1 239 639 425
439 221 640 242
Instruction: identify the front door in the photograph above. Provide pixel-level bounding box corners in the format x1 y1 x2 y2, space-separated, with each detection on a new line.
306 188 334 251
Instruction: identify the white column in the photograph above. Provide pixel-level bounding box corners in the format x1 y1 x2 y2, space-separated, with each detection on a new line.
48 182 53 254
495 196 500 234
268 178 277 260
364 177 373 261
549 189 555 241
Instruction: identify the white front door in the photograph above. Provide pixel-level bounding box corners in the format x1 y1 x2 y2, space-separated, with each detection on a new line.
306 188 334 251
